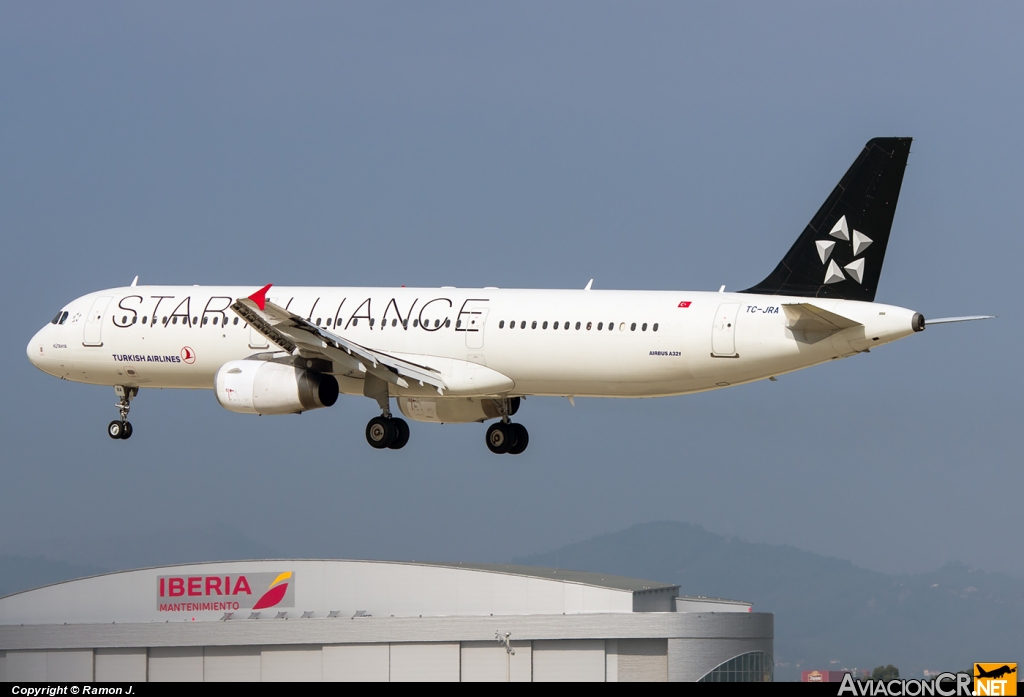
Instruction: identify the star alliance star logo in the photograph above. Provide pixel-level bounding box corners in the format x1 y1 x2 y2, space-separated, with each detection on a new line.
817 215 872 284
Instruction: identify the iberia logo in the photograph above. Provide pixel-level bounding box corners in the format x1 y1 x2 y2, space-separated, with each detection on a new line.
252 571 293 610
180 346 196 364
975 663 1017 696
157 571 295 613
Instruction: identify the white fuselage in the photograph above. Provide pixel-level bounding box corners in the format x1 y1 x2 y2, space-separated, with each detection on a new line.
27 285 921 399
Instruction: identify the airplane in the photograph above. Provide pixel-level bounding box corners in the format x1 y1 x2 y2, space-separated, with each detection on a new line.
27 137 992 454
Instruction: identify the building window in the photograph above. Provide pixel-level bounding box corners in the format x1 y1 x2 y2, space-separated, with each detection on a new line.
698 651 773 682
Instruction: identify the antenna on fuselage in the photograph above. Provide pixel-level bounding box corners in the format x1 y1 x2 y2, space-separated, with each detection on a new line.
584 279 593 291
131 275 139 287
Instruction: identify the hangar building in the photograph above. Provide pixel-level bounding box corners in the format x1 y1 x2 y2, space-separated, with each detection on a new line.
0 559 773 682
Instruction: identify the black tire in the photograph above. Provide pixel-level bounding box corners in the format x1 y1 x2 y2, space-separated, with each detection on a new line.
486 422 513 454
107 421 123 440
508 423 529 454
388 418 410 450
366 416 397 449
120 421 133 440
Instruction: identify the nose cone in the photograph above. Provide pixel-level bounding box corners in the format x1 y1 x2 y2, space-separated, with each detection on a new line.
27 328 46 370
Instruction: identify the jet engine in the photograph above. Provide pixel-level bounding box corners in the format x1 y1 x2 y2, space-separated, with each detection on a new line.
215 360 339 415
397 396 518 424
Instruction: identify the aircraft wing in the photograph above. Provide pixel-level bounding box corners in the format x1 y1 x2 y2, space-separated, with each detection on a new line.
231 285 448 394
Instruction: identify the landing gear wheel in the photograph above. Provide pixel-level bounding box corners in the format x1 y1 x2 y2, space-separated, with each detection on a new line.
120 421 133 440
108 421 124 440
508 423 529 454
388 418 410 450
366 416 397 449
486 422 514 454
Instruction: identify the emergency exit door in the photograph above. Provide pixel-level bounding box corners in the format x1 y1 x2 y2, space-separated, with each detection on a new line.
711 302 740 357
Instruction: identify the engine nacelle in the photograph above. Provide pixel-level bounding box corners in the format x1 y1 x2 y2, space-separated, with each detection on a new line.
215 360 339 415
397 396 518 424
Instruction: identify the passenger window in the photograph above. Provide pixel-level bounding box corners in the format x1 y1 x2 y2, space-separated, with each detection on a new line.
518 321 524 329
653 323 659 332
203 317 208 325
325 318 332 327
142 316 148 324
352 318 359 326
631 322 636 331
316 318 322 326
392 319 397 327
642 323 647 331
609 322 614 331
552 321 558 330
597 322 603 330
499 320 505 328
511 320 516 328
212 317 218 325
413 319 419 327
233 317 239 325
172 317 178 325
434 319 440 328
542 321 548 329
445 319 451 328
121 316 127 324
575 322 581 330
532 321 537 329
586 322 592 330
403 320 408 328
163 317 169 325
619 322 625 331
192 317 198 325
370 318 376 327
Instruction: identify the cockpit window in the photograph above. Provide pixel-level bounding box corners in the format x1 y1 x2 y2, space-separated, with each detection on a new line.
51 311 68 325
60 311 68 324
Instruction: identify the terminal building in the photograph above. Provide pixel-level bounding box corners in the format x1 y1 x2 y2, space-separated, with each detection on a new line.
0 559 773 682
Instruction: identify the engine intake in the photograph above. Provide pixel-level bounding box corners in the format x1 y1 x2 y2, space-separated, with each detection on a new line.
215 360 339 415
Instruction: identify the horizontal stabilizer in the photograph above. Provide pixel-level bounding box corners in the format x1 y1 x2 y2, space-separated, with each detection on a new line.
783 303 862 330
924 315 994 326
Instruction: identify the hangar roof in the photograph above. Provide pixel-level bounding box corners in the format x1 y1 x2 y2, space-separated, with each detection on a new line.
0 559 681 626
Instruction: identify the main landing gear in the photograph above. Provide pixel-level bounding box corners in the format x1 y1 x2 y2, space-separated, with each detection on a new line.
108 386 137 440
486 398 529 455
365 414 410 450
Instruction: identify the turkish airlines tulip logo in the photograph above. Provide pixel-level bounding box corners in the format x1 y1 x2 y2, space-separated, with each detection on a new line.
180 346 196 364
252 571 293 610
818 215 872 285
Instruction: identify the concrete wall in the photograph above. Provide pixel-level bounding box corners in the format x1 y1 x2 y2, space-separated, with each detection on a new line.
1 634 764 682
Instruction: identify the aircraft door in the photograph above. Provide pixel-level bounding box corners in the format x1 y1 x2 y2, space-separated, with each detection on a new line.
464 306 489 350
711 302 741 357
83 296 112 346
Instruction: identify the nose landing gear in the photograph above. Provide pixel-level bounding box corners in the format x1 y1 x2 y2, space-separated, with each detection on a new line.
107 386 137 440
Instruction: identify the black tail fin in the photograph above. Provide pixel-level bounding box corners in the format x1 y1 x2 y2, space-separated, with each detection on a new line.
741 137 912 302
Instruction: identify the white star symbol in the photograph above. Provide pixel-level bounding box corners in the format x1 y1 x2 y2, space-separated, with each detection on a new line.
820 215 872 284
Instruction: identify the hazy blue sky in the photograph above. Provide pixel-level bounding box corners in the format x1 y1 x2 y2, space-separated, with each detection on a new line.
1 3 1020 577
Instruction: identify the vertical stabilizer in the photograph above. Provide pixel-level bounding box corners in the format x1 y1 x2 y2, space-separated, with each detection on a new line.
741 137 912 302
